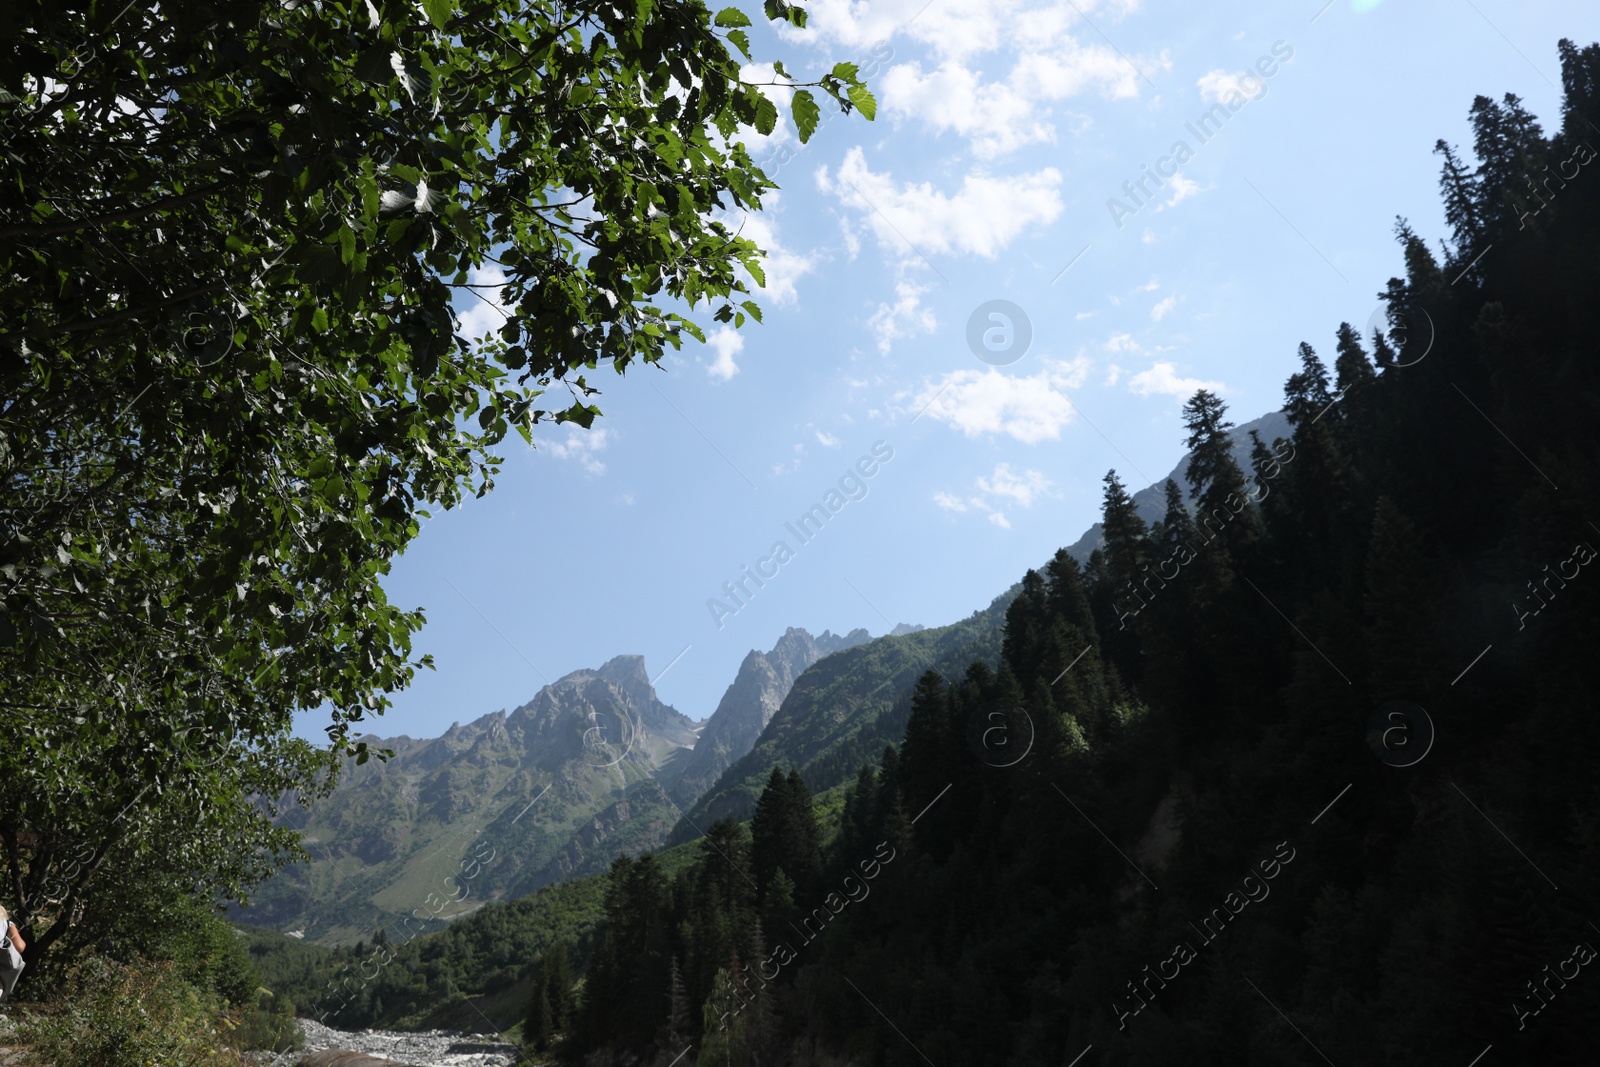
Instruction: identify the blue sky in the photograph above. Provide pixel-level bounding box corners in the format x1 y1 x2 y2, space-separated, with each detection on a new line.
339 0 1599 741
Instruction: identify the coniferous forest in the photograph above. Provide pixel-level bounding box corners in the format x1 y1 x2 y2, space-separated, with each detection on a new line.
8 2 1600 1064
542 40 1600 1067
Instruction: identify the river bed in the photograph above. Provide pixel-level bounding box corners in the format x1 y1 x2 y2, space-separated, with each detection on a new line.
254 1019 523 1066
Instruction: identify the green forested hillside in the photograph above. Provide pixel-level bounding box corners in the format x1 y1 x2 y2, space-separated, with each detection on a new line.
545 39 1600 1067
244 841 692 1033
669 598 1015 841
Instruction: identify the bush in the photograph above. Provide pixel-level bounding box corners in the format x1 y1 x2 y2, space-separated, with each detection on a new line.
16 957 254 1067
71 885 261 1006
230 989 306 1053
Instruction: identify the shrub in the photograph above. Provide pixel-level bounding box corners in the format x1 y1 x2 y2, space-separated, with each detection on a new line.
17 957 254 1067
229 989 306 1053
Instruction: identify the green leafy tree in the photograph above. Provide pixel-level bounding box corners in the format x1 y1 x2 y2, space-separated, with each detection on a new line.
0 0 875 965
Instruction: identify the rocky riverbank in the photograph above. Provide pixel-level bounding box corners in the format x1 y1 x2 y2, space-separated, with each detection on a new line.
251 1019 523 1067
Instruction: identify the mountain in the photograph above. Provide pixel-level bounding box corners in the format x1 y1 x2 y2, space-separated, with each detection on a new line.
237 633 857 943
670 597 1015 838
665 627 871 805
246 413 1284 945
671 410 1290 837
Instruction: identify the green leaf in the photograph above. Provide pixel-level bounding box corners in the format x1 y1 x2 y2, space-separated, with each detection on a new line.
831 62 860 82
421 0 453 29
714 6 752 27
791 89 820 143
847 84 877 120
726 28 751 60
754 94 778 136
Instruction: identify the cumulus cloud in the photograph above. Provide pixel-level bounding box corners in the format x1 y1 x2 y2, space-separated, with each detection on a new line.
1151 295 1178 321
1128 361 1225 398
815 430 841 447
881 34 1150 157
935 462 1055 529
910 359 1088 443
866 281 938 353
784 0 1148 65
775 0 1164 158
1161 173 1202 209
726 196 815 304
977 463 1053 507
1197 68 1268 107
543 426 612 475
705 326 745 381
818 148 1063 261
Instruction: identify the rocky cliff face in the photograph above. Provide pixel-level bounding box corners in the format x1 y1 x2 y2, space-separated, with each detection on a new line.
666 627 870 804
237 654 701 942
239 636 863 943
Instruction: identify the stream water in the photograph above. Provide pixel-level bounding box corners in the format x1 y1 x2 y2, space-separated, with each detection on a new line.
260 1019 523 1066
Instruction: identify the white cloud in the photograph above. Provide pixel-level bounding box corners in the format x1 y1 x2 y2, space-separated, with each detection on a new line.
772 441 805 477
616 492 636 506
1197 68 1267 107
1161 173 1202 209
818 148 1063 261
1128 361 1225 398
544 426 611 475
880 32 1152 157
1141 227 1156 244
937 462 1054 529
775 0 1166 162
727 196 815 304
1104 363 1122 386
1136 277 1160 292
815 430 841 448
706 326 745 381
1076 311 1095 320
783 0 1149 65
880 62 1051 158
455 265 509 343
1151 295 1178 321
866 281 938 353
733 62 796 155
910 359 1088 443
977 463 1053 507
1104 332 1141 353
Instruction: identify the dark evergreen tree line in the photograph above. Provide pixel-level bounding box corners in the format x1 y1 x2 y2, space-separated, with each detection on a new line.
552 39 1600 1067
